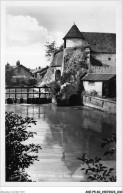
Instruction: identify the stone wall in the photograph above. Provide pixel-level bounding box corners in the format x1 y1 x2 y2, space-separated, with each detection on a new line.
83 95 116 114
89 65 116 74
63 47 89 72
92 53 116 67
39 67 55 86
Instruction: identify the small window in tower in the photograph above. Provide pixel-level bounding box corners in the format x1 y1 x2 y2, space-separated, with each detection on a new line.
108 57 111 61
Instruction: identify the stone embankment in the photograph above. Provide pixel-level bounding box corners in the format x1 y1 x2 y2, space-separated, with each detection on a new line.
83 94 116 114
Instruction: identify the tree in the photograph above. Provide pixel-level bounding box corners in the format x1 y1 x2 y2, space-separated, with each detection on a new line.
5 65 14 86
44 41 63 61
6 112 41 182
26 78 37 86
45 41 57 61
78 133 116 182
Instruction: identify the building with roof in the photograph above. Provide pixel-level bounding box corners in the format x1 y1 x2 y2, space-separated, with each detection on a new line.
13 61 34 79
32 66 49 80
63 24 87 48
53 23 116 78
82 73 116 98
63 24 116 69
50 51 63 81
40 24 116 86
5 61 35 85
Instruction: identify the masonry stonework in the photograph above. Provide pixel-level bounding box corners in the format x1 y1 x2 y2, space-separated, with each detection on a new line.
92 53 116 66
83 95 116 114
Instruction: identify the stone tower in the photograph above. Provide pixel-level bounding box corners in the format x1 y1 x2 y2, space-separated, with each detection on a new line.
61 24 90 74
63 24 87 48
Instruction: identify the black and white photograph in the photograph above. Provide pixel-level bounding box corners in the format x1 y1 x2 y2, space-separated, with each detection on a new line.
0 0 123 193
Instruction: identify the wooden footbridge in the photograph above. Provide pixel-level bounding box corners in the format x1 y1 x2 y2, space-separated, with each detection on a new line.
5 86 51 104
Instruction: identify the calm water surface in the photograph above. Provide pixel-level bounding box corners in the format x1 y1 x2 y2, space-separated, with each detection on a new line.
6 104 116 182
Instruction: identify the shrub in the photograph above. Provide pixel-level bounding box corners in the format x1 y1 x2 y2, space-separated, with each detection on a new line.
7 98 14 104
78 133 116 182
61 72 72 85
91 90 98 96
49 81 60 96
5 67 14 86
9 78 27 87
10 78 37 86
26 78 37 86
6 112 41 182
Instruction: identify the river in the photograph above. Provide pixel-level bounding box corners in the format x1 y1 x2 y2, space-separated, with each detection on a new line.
5 104 116 182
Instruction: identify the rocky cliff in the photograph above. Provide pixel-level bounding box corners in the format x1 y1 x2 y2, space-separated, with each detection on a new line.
39 47 88 86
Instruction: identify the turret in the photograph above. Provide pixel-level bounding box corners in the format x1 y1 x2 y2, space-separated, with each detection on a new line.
63 24 86 48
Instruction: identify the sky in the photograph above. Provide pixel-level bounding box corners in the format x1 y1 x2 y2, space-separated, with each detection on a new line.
4 1 116 69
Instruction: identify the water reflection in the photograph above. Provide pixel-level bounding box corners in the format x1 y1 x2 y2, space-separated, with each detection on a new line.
6 104 116 182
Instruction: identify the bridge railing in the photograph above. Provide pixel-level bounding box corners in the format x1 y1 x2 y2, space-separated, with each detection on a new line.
5 86 51 100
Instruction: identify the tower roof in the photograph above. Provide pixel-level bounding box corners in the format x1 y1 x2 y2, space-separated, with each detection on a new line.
63 24 85 40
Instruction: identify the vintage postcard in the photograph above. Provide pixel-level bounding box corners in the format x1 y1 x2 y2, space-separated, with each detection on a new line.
0 0 123 193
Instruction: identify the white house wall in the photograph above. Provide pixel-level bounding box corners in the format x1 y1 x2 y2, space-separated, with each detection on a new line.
83 81 102 96
92 53 116 66
66 38 87 48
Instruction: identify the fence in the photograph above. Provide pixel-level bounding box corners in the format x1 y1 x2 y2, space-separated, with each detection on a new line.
5 86 51 104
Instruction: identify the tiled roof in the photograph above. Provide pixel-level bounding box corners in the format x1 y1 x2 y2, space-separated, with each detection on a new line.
13 64 34 77
14 64 30 72
33 66 49 74
82 32 116 53
63 24 85 40
63 24 116 53
51 51 63 67
82 74 116 81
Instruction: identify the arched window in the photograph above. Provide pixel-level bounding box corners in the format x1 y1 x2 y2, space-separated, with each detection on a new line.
55 70 61 81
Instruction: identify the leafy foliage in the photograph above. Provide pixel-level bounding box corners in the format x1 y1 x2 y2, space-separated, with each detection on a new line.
61 70 76 85
49 81 60 96
6 112 41 182
102 134 116 154
26 78 37 86
78 134 116 182
45 41 57 61
63 48 88 72
5 65 14 86
45 41 63 61
9 78 37 87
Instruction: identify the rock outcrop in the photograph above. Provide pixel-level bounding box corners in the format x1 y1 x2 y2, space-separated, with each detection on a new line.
39 47 89 105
